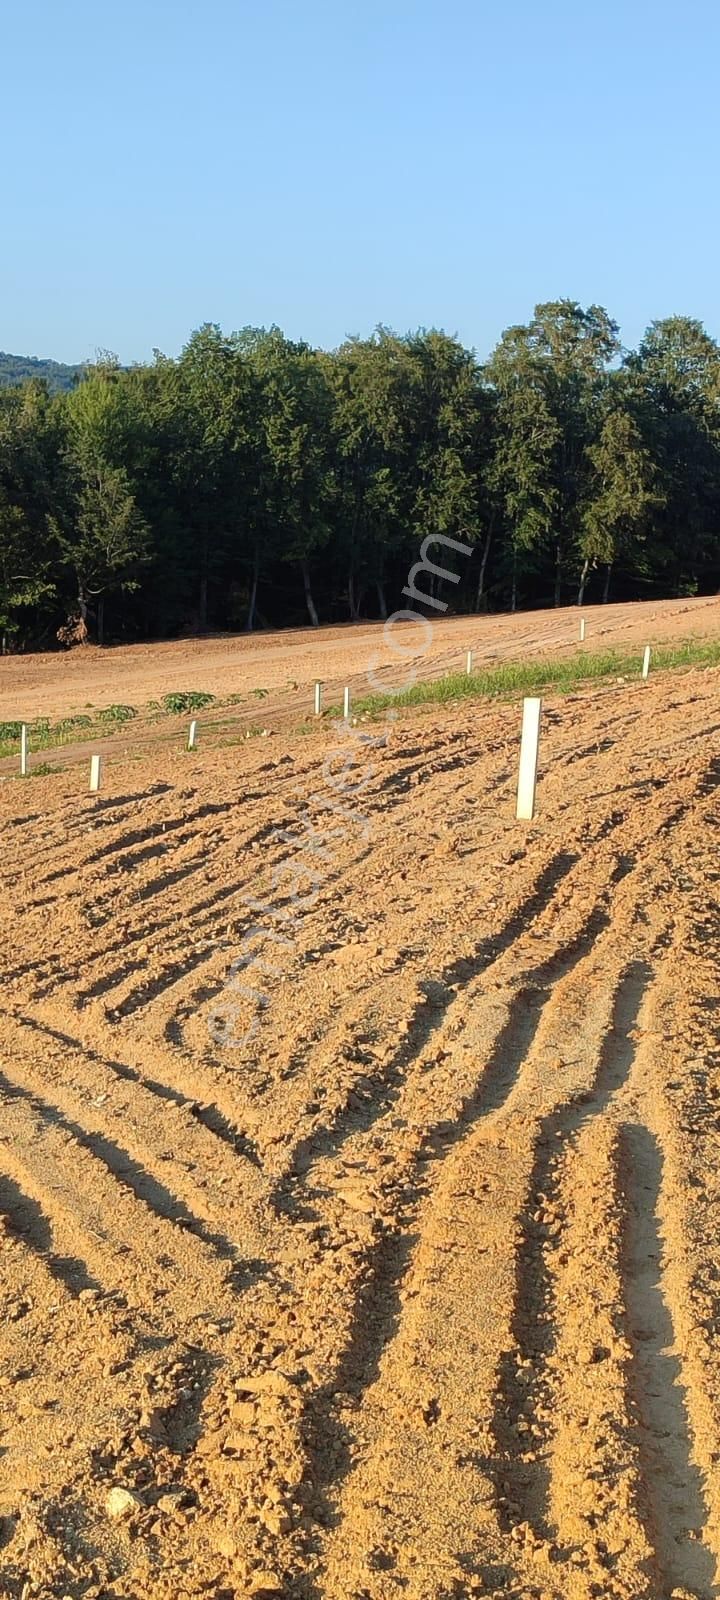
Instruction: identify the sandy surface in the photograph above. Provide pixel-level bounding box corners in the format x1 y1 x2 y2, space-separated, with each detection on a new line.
1 611 720 1599
2 594 720 723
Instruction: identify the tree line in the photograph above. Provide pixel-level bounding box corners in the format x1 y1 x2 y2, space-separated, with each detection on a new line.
2 300 720 650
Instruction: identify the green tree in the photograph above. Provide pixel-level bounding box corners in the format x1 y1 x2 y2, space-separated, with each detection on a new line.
486 343 559 610
244 329 335 626
0 381 58 647
54 359 150 641
328 330 422 619
580 400 662 603
171 325 262 631
625 317 720 597
487 301 620 606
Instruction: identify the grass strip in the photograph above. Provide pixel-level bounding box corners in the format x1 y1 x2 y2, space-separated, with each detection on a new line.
328 635 720 720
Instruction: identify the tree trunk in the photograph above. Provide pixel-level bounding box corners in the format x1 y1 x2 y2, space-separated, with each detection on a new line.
511 549 518 614
577 558 590 607
348 569 361 621
375 579 387 620
554 541 563 607
245 545 260 632
475 529 492 609
302 560 319 627
97 595 105 646
199 572 208 631
602 563 612 603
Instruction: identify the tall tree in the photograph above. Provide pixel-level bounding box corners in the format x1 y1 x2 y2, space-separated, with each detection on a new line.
625 318 720 597
329 330 423 619
54 358 150 641
245 329 335 626
0 382 58 648
580 396 662 603
487 301 620 605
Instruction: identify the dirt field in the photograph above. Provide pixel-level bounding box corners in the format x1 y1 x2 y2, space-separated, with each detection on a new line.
2 602 720 1600
3 594 720 724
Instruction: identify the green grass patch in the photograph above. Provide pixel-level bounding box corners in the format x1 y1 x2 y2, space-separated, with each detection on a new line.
162 690 216 714
328 636 720 720
56 714 93 733
98 703 138 723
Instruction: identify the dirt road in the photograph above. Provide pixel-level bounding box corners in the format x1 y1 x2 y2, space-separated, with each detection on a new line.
2 593 719 723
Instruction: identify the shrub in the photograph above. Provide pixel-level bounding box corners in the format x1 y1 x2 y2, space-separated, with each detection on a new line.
99 704 138 723
162 691 216 713
57 714 93 732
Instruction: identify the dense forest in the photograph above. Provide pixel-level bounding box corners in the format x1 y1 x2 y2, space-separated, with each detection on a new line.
0 352 84 396
1 301 720 651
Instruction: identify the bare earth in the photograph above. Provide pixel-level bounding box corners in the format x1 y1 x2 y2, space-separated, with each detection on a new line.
2 594 720 723
1 598 720 1600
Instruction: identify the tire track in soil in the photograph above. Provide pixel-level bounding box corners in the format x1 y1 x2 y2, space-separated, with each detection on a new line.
0 1172 100 1296
155 805 637 1591
2 676 719 1599
13 1001 272 1176
0 1067 237 1261
311 941 632 1600
0 1085 240 1321
272 773 696 1197
277 847 582 1188
300 785 712 1598
493 924 720 1598
535 1120 658 1600
491 959 655 1539
288 920 639 1592
618 1120 717 1598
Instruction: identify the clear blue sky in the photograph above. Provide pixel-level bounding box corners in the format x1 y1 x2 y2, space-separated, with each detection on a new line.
3 0 719 365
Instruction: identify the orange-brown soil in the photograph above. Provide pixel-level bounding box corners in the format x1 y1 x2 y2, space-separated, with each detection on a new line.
3 594 720 724
1 601 720 1600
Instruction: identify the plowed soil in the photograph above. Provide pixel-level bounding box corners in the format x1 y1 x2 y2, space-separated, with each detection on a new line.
2 602 720 1600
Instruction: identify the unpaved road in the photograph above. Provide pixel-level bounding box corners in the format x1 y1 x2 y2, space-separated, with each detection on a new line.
2 594 720 722
1 620 720 1598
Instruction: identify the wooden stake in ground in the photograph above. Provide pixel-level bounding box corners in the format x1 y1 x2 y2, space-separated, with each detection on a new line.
642 645 651 680
188 719 198 749
466 650 473 675
89 754 102 793
516 697 542 821
579 616 586 642
20 724 28 777
343 686 350 719
314 681 323 716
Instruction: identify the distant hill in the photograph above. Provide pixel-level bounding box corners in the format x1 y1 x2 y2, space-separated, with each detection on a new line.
0 351 84 394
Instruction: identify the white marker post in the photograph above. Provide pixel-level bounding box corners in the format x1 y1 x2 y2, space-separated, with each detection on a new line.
516 697 542 822
579 617 586 642
89 754 102 793
314 681 323 716
343 686 350 720
642 646 651 681
188 718 198 749
466 650 473 675
20 724 28 777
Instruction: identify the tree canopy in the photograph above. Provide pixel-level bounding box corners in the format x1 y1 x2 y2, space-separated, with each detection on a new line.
1 303 720 649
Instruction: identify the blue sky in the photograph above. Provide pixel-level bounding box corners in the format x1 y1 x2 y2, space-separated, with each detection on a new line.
3 0 719 365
